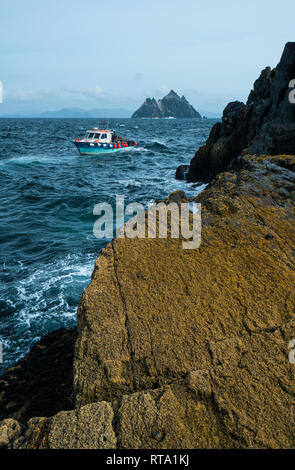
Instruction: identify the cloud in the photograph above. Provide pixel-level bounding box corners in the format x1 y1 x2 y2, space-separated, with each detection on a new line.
1 85 141 114
5 89 43 101
5 86 105 103
133 72 143 81
94 84 103 94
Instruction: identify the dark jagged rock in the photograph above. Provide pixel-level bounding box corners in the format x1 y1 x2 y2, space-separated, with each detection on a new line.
178 42 295 182
175 164 190 180
132 90 201 118
185 101 247 181
0 328 77 423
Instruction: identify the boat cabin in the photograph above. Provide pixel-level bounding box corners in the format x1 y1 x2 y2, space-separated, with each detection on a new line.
84 129 113 143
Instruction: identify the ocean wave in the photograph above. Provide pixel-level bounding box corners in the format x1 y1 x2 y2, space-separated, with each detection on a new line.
145 141 175 153
0 154 78 166
132 146 149 152
0 117 214 372
0 252 95 372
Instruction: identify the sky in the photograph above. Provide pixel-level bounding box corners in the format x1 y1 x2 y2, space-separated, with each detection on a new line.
0 0 294 116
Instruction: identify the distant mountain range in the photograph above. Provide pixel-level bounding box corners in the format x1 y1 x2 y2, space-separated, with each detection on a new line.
0 103 220 119
0 107 132 118
132 90 202 118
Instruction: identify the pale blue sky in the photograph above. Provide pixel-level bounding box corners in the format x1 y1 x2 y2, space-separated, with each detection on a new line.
1 0 294 115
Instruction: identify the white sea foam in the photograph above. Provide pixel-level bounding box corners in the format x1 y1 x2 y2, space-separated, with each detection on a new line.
0 252 96 370
0 154 77 166
152 138 166 145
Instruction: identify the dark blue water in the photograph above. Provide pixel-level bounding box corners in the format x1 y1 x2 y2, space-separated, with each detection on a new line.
0 118 216 372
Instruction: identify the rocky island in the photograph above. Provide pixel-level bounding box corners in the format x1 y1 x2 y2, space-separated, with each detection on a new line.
132 90 201 118
1 43 295 449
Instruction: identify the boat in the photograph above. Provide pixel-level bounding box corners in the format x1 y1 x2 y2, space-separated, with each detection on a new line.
73 128 137 155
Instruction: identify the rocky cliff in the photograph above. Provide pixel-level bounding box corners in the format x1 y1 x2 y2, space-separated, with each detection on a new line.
132 90 201 118
1 153 295 449
176 42 295 181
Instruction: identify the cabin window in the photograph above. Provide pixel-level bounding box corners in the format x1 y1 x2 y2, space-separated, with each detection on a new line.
87 133 94 139
101 133 107 139
94 133 100 139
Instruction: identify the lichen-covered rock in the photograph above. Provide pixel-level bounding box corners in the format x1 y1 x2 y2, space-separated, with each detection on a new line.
74 155 295 415
0 401 116 449
71 154 295 448
1 154 295 449
0 419 22 448
116 320 295 448
178 42 295 181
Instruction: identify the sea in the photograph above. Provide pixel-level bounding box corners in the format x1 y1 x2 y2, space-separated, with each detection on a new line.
0 117 217 372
